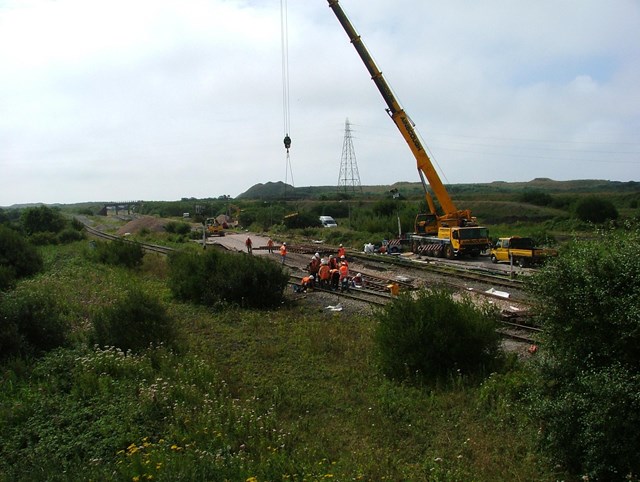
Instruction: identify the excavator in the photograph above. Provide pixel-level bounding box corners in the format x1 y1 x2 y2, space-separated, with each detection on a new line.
328 0 490 258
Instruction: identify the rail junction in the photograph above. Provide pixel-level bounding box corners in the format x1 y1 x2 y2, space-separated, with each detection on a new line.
82 221 541 347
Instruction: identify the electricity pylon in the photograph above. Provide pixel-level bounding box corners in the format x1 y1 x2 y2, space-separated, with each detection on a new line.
337 118 363 195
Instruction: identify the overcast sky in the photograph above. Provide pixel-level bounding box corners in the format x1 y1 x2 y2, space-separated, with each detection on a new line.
1 0 639 205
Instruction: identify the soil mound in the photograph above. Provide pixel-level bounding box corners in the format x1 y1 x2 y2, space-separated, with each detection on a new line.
116 216 169 235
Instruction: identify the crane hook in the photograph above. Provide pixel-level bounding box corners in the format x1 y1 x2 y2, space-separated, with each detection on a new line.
283 134 291 151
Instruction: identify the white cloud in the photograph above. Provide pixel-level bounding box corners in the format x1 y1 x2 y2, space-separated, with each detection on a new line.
1 0 639 205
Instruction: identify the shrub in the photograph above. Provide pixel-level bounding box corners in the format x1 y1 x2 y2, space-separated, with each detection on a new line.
20 205 66 235
0 286 69 359
519 190 553 206
529 226 640 479
91 287 179 352
29 231 59 246
168 250 289 309
91 239 144 268
283 212 320 229
57 227 85 244
0 225 43 290
575 196 618 223
374 288 501 384
164 221 191 235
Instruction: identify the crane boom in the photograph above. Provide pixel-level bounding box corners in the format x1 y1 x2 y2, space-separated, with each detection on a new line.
327 0 474 228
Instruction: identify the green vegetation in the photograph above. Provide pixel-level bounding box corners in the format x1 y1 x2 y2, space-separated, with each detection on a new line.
0 225 44 290
0 237 559 481
574 195 619 223
91 286 180 353
375 289 502 383
90 239 145 268
168 249 289 309
1 180 640 480
528 225 640 480
0 283 69 360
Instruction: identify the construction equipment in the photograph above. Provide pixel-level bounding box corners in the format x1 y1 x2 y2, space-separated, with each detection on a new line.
490 237 558 267
205 217 225 237
328 0 490 258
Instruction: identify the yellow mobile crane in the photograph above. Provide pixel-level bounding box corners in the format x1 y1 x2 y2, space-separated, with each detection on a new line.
328 0 490 258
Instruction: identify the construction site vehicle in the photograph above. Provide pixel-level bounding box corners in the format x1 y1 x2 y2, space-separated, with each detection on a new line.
205 217 225 237
490 237 558 267
328 1 490 258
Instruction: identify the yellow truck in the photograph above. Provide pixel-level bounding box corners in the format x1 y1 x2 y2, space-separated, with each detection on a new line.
490 236 557 267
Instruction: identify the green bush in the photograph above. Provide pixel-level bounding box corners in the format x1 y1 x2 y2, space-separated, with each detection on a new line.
29 231 59 245
164 221 191 235
91 239 145 268
0 286 69 360
91 287 179 352
575 196 618 223
0 225 43 290
20 205 66 235
283 211 320 229
529 226 640 479
374 289 501 384
519 190 553 206
168 250 289 309
57 227 85 244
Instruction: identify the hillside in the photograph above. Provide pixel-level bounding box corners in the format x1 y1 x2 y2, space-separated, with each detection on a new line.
238 178 640 200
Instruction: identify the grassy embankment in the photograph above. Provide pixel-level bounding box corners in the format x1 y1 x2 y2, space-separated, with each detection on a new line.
0 240 559 481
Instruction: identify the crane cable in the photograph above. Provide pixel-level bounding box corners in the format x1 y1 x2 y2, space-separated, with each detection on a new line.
281 0 294 196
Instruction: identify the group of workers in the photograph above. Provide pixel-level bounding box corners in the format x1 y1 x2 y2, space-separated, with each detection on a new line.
298 244 363 293
243 237 362 293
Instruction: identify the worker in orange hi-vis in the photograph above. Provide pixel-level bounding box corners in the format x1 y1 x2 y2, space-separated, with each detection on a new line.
279 242 287 265
337 243 346 258
340 254 348 266
245 236 253 254
318 261 330 288
339 261 349 292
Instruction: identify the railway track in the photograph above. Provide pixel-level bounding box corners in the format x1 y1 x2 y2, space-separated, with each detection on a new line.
82 221 540 344
84 224 174 255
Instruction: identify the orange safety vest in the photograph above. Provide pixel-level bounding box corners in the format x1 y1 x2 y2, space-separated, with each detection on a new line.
339 264 349 280
280 245 287 256
337 246 346 258
318 265 330 280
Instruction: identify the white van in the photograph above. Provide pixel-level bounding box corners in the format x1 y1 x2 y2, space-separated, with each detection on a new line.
319 216 338 228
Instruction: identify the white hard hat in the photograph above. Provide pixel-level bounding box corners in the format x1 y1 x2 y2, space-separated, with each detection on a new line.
309 275 314 279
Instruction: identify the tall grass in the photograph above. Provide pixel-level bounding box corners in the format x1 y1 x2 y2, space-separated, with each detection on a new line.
0 240 560 481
